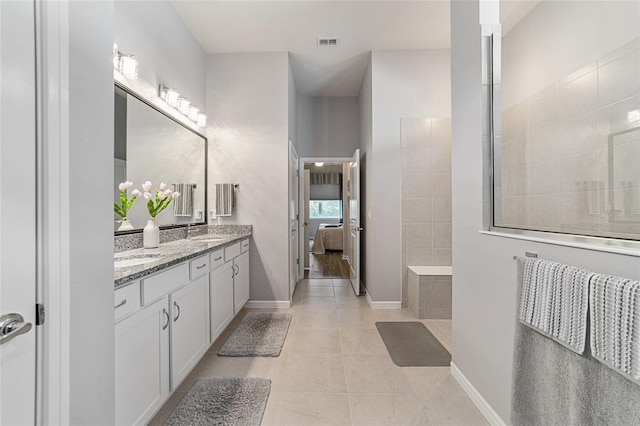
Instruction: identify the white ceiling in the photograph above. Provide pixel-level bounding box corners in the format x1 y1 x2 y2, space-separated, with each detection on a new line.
170 1 451 97
171 0 539 97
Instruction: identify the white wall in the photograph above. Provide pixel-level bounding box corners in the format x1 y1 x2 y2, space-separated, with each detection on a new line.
367 49 451 302
114 0 206 108
68 2 115 423
502 0 639 109
297 96 359 158
451 1 640 422
206 52 290 302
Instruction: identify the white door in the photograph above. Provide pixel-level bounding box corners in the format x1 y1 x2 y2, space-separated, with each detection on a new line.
302 169 311 269
288 143 299 298
349 149 361 295
0 1 38 424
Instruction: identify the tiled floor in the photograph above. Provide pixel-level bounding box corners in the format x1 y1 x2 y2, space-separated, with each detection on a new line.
150 278 488 425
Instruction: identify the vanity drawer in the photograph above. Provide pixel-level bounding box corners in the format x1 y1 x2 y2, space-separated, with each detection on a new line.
209 249 225 270
114 282 140 322
142 263 189 305
241 239 250 253
224 242 241 262
190 255 209 280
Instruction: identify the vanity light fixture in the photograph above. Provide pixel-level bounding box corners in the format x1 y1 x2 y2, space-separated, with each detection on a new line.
315 162 324 167
159 83 207 128
627 109 640 124
113 42 138 80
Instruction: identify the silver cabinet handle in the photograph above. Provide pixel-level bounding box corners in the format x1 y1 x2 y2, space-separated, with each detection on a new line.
114 299 127 309
214 256 222 261
0 313 33 345
234 264 239 276
162 308 169 330
196 263 207 270
231 265 235 278
173 301 181 322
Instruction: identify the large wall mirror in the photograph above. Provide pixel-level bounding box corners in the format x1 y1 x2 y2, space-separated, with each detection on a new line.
114 83 207 233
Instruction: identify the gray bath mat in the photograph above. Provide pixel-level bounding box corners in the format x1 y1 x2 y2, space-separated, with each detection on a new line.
166 377 271 426
376 321 451 367
218 312 292 357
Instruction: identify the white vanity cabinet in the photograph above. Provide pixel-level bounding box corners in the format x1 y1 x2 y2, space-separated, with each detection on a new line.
115 236 251 425
209 256 234 343
115 297 169 426
115 262 208 426
209 239 250 343
169 274 210 387
233 251 250 314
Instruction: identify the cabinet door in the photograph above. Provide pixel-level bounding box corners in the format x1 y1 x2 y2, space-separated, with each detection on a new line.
234 251 250 313
115 297 170 426
170 275 210 389
210 262 234 343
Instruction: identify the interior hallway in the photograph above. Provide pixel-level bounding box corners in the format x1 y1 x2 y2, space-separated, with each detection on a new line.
150 278 487 425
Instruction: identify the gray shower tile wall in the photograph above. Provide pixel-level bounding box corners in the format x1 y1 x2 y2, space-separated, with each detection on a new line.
400 118 452 307
499 37 640 240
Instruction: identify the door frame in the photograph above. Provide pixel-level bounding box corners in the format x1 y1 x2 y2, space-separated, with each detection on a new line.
35 2 71 424
288 142 300 299
298 156 353 280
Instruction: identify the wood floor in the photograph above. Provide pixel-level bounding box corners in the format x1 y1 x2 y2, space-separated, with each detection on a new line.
305 241 350 279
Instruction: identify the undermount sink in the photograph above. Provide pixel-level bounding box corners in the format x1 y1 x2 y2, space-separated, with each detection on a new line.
114 254 162 268
189 235 231 243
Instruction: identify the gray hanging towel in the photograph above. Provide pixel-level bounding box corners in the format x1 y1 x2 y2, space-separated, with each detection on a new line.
215 183 235 217
173 183 195 217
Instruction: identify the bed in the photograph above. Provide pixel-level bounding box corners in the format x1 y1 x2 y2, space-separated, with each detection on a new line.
311 223 344 254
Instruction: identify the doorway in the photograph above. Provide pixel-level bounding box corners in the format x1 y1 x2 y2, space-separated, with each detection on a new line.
298 150 361 295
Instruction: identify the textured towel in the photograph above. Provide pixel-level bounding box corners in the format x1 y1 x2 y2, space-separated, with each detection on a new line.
519 257 593 353
590 273 640 385
512 257 640 426
172 183 195 217
215 183 235 217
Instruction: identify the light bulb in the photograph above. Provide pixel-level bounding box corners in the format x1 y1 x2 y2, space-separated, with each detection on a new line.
113 43 119 69
315 162 324 167
197 113 207 128
188 106 199 122
165 89 180 108
119 54 138 79
178 98 191 115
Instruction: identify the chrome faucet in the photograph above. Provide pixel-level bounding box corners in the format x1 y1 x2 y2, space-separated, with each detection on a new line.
186 223 192 240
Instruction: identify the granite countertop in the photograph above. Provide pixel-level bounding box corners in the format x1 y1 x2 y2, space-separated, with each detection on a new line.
114 233 251 288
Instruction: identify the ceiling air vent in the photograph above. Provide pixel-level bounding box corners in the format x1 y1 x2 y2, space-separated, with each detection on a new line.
317 37 339 47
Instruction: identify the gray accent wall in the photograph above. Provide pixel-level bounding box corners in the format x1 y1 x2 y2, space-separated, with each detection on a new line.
206 52 290 303
365 49 451 303
297 96 359 158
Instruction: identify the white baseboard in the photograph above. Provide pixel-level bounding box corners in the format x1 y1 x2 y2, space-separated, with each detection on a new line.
450 362 506 426
365 292 402 309
244 300 291 309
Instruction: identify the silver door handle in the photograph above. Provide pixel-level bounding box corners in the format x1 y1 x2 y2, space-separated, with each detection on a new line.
0 313 32 344
162 308 170 330
114 299 127 309
173 301 181 322
235 265 240 275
